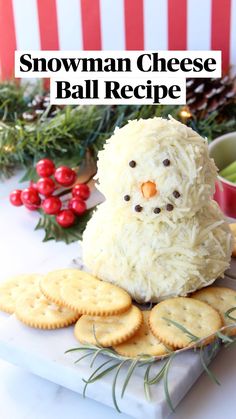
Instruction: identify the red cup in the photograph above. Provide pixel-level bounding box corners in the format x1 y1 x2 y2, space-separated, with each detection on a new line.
209 132 236 219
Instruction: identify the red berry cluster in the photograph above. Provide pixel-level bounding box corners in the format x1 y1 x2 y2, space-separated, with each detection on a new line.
9 159 90 228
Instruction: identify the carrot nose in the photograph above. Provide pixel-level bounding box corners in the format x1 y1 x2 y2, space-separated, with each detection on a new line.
141 181 158 198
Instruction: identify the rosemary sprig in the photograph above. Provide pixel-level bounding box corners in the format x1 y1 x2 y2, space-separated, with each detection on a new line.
112 360 129 412
199 346 220 386
225 307 236 322
1 79 236 179
163 353 176 412
145 358 169 386
216 331 234 344
121 358 140 398
162 317 200 343
65 313 236 413
83 359 118 398
143 363 152 401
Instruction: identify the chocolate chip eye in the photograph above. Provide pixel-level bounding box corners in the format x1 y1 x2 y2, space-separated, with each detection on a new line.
163 159 170 167
154 207 161 214
134 205 143 212
173 191 180 198
124 195 130 201
129 160 136 168
166 204 174 211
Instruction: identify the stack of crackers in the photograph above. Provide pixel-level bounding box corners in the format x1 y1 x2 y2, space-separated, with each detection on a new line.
0 268 236 359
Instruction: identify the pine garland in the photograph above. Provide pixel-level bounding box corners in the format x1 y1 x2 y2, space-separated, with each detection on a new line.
0 81 236 178
1 81 236 243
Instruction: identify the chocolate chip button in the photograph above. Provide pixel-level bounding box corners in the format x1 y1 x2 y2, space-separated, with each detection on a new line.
129 160 136 168
173 191 180 198
154 207 161 214
166 204 174 211
124 195 130 201
163 159 170 167
134 205 143 212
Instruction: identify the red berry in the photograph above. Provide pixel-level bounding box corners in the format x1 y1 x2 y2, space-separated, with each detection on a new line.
21 187 41 205
24 202 41 211
9 189 23 206
72 183 90 200
37 177 55 196
56 209 75 228
42 197 62 215
54 166 77 187
29 180 38 190
36 158 55 177
68 197 87 216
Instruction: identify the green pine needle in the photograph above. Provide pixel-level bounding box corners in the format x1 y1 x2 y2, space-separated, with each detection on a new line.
1 81 236 179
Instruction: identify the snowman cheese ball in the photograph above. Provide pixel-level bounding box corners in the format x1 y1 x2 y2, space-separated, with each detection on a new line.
82 117 233 302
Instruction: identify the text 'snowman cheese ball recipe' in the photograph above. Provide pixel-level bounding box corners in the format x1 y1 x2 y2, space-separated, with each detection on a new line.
82 117 233 302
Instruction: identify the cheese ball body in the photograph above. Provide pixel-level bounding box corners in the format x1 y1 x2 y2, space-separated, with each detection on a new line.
82 201 233 303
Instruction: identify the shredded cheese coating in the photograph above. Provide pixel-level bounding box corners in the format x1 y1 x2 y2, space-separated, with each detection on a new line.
82 117 233 302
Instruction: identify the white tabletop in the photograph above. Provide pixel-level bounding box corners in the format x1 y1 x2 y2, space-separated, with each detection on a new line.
1 172 236 419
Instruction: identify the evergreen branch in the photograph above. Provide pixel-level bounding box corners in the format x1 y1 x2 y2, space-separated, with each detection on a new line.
1 81 236 179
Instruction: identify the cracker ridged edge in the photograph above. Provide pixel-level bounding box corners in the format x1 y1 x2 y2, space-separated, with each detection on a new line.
61 299 132 317
0 303 15 315
39 283 65 307
74 308 143 347
15 312 79 329
148 317 221 349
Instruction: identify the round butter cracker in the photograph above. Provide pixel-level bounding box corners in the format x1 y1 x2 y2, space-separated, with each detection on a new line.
40 268 96 306
0 274 42 314
192 286 236 336
60 275 132 316
74 305 142 347
15 286 79 329
113 310 171 358
149 297 222 349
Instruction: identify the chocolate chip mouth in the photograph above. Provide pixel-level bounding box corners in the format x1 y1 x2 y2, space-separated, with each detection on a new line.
124 189 181 214
134 204 143 212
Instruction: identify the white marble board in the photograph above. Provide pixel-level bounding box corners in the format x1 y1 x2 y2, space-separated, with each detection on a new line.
0 275 235 419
